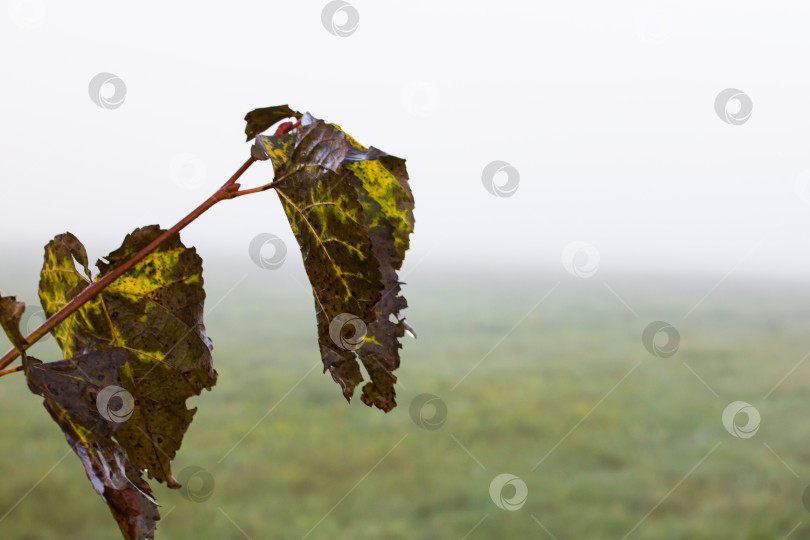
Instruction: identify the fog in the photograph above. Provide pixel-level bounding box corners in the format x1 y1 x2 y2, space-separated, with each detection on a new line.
2 1 810 284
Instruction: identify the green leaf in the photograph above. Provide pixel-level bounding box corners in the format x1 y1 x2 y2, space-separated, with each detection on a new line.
0 297 160 540
244 104 302 141
251 112 415 411
39 225 217 485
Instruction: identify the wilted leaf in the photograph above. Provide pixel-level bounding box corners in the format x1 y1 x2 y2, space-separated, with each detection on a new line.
0 297 160 540
341 135 415 411
244 104 302 141
28 350 161 539
0 294 27 349
251 112 415 411
39 225 216 485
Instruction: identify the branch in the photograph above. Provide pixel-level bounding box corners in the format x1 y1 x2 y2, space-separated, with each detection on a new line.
0 364 22 377
0 156 258 371
231 164 333 198
228 118 305 197
231 180 278 197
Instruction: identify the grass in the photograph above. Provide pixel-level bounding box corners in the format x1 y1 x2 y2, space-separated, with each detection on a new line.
1 265 810 539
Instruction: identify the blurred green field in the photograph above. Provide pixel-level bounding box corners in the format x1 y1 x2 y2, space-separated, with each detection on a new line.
2 266 810 539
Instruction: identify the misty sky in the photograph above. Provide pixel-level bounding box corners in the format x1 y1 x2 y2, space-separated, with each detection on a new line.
2 1 810 282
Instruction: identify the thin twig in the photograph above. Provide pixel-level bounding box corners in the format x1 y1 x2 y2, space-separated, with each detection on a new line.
0 157 257 371
231 181 278 197
0 365 22 377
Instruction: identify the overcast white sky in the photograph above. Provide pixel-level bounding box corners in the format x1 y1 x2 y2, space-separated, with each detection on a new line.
2 1 810 281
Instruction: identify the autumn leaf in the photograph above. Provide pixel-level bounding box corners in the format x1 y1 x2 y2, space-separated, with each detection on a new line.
244 104 302 142
0 296 160 540
251 111 415 411
27 350 162 540
340 134 415 411
0 103 417 540
38 226 216 485
0 293 27 349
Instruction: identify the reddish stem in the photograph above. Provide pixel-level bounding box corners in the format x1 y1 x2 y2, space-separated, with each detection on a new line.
231 181 278 198
0 365 22 378
220 156 255 189
0 157 257 371
274 118 302 135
